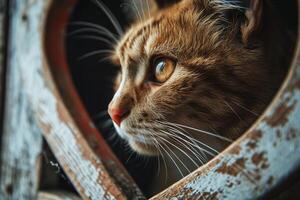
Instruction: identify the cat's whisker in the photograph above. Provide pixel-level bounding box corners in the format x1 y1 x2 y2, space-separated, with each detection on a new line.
158 121 233 143
67 27 118 42
139 127 211 163
138 0 146 20
93 110 109 120
146 131 163 178
107 130 117 142
92 0 123 36
158 136 192 175
99 119 113 130
161 128 257 183
155 139 169 183
156 133 200 168
160 129 206 165
78 49 114 61
163 125 208 162
223 100 243 121
159 129 257 183
125 150 135 164
231 101 259 117
73 35 115 47
159 140 186 178
156 121 227 155
98 56 113 64
162 126 217 157
132 0 143 22
69 21 118 42
145 0 152 19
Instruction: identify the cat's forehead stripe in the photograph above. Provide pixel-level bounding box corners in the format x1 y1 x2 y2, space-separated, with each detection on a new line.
119 18 162 61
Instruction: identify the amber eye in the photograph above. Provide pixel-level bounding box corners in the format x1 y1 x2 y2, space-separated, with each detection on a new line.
152 57 176 83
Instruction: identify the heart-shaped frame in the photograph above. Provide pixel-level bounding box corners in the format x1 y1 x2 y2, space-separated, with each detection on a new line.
33 0 300 199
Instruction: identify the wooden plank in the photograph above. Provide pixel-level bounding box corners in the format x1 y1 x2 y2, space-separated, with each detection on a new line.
0 0 143 199
38 191 81 200
0 0 7 131
0 0 43 199
45 1 144 199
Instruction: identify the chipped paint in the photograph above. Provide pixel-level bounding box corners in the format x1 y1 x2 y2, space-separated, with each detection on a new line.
0 0 129 199
2 0 300 199
0 0 43 199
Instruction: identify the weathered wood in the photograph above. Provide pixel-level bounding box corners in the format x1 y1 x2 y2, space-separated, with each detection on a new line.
38 191 81 200
45 1 144 199
0 0 43 199
0 0 7 132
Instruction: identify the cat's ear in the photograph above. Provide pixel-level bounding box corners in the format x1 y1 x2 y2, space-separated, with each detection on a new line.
240 0 264 44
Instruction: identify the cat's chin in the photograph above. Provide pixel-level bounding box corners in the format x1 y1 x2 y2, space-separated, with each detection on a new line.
128 140 159 156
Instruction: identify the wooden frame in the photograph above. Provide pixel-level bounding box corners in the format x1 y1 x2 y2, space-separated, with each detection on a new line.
1 0 300 199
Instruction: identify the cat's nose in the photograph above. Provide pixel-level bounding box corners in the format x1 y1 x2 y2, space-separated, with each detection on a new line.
108 107 130 126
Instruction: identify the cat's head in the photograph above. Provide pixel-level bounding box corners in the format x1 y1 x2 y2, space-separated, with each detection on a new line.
107 0 273 156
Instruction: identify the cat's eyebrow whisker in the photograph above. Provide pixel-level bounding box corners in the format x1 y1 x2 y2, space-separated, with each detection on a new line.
97 56 113 64
68 27 118 42
68 21 119 42
158 121 233 143
132 0 143 22
78 49 114 61
74 35 115 47
145 0 152 19
138 0 146 20
92 0 123 36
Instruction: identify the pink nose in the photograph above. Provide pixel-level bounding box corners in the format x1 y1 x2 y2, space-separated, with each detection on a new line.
108 107 130 126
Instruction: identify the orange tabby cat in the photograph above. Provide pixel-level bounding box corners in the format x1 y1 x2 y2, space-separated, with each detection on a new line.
105 0 292 195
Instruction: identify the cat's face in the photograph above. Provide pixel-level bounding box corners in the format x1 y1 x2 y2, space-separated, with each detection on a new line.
108 0 270 156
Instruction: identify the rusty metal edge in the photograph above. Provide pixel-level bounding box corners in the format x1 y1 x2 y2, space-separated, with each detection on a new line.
151 0 300 199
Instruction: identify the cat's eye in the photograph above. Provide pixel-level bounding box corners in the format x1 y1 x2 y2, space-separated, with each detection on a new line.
152 57 176 83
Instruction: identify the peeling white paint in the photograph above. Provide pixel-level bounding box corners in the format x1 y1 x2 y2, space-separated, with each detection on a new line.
1 0 121 199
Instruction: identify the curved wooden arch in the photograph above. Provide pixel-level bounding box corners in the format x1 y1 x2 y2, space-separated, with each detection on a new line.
7 0 299 199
